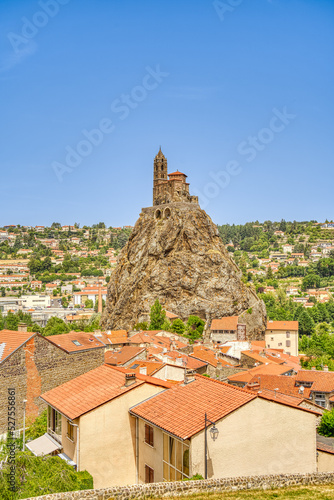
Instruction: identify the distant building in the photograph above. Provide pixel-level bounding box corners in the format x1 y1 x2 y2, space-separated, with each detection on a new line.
210 316 247 343
265 320 299 357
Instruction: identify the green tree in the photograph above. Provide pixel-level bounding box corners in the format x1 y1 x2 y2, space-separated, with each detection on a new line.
171 318 186 335
149 299 166 330
318 409 334 437
43 317 70 336
85 299 94 309
298 310 315 335
186 316 205 340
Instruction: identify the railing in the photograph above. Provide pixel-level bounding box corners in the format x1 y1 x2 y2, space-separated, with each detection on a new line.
47 428 62 445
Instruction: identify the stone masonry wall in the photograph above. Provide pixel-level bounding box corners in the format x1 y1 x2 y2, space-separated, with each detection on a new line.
0 335 105 435
25 472 334 500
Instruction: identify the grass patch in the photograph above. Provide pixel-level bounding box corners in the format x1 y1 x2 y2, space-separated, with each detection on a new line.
154 484 334 500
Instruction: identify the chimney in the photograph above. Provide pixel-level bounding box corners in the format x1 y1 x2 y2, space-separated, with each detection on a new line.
139 366 147 375
124 373 136 386
184 369 195 384
311 366 316 371
18 323 27 332
98 284 103 314
324 365 329 372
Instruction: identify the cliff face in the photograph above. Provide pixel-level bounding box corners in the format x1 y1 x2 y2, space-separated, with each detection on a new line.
102 203 266 338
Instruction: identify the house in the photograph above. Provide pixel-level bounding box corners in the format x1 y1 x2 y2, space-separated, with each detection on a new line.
282 244 293 254
129 374 319 482
265 320 299 356
227 363 295 388
295 369 334 409
0 329 105 436
105 346 147 367
20 294 51 309
210 316 247 343
35 365 171 488
30 280 43 290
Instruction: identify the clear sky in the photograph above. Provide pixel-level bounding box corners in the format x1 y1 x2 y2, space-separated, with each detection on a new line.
0 0 333 227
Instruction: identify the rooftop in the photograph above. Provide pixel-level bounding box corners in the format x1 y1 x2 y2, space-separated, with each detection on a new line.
210 316 238 331
130 375 256 440
266 321 299 331
40 364 171 420
45 331 105 353
0 329 36 363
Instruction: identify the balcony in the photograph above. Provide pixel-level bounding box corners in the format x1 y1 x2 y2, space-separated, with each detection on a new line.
47 427 62 445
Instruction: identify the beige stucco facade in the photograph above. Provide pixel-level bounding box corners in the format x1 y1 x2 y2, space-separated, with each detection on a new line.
136 397 317 482
265 328 298 356
317 450 334 472
53 383 167 489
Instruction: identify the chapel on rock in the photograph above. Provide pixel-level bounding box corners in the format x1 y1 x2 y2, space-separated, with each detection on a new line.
152 148 198 206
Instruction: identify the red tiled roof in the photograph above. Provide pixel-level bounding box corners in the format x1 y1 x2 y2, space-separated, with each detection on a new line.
168 171 187 177
104 346 146 365
0 330 36 363
251 341 266 348
296 370 334 393
246 374 311 399
210 316 238 331
190 346 219 367
266 321 299 331
45 331 105 353
40 365 171 420
317 442 334 454
228 364 294 384
165 311 178 320
241 350 278 365
127 360 164 376
161 350 207 370
257 390 321 416
130 375 256 439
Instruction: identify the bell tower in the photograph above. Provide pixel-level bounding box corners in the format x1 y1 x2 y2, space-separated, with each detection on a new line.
153 147 167 205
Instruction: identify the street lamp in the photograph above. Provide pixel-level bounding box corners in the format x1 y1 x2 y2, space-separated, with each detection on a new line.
204 413 219 479
23 399 27 451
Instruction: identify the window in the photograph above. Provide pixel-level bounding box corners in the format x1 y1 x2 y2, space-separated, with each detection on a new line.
271 337 274 341
278 343 282 346
286 332 290 338
145 424 154 447
315 393 326 408
145 465 154 483
67 421 74 441
163 433 190 481
286 340 291 347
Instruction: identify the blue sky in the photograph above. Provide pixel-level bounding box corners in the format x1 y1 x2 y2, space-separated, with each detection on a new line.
0 0 333 227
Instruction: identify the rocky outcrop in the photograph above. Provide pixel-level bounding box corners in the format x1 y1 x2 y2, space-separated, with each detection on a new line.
102 203 266 338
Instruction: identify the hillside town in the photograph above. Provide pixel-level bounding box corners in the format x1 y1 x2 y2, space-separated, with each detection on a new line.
1 1 333 496
2 161 334 491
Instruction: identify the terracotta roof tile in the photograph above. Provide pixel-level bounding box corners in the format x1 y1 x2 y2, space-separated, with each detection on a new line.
104 346 146 365
0 330 36 363
228 364 294 384
130 375 256 439
190 346 219 367
266 321 299 331
40 365 171 420
296 370 334 393
210 316 238 331
246 374 311 398
45 331 105 353
317 442 334 454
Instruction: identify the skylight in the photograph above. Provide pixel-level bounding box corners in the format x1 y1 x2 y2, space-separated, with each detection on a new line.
130 364 140 369
72 340 82 346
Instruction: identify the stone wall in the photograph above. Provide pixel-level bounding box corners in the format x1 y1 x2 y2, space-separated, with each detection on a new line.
0 335 105 435
25 472 334 500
